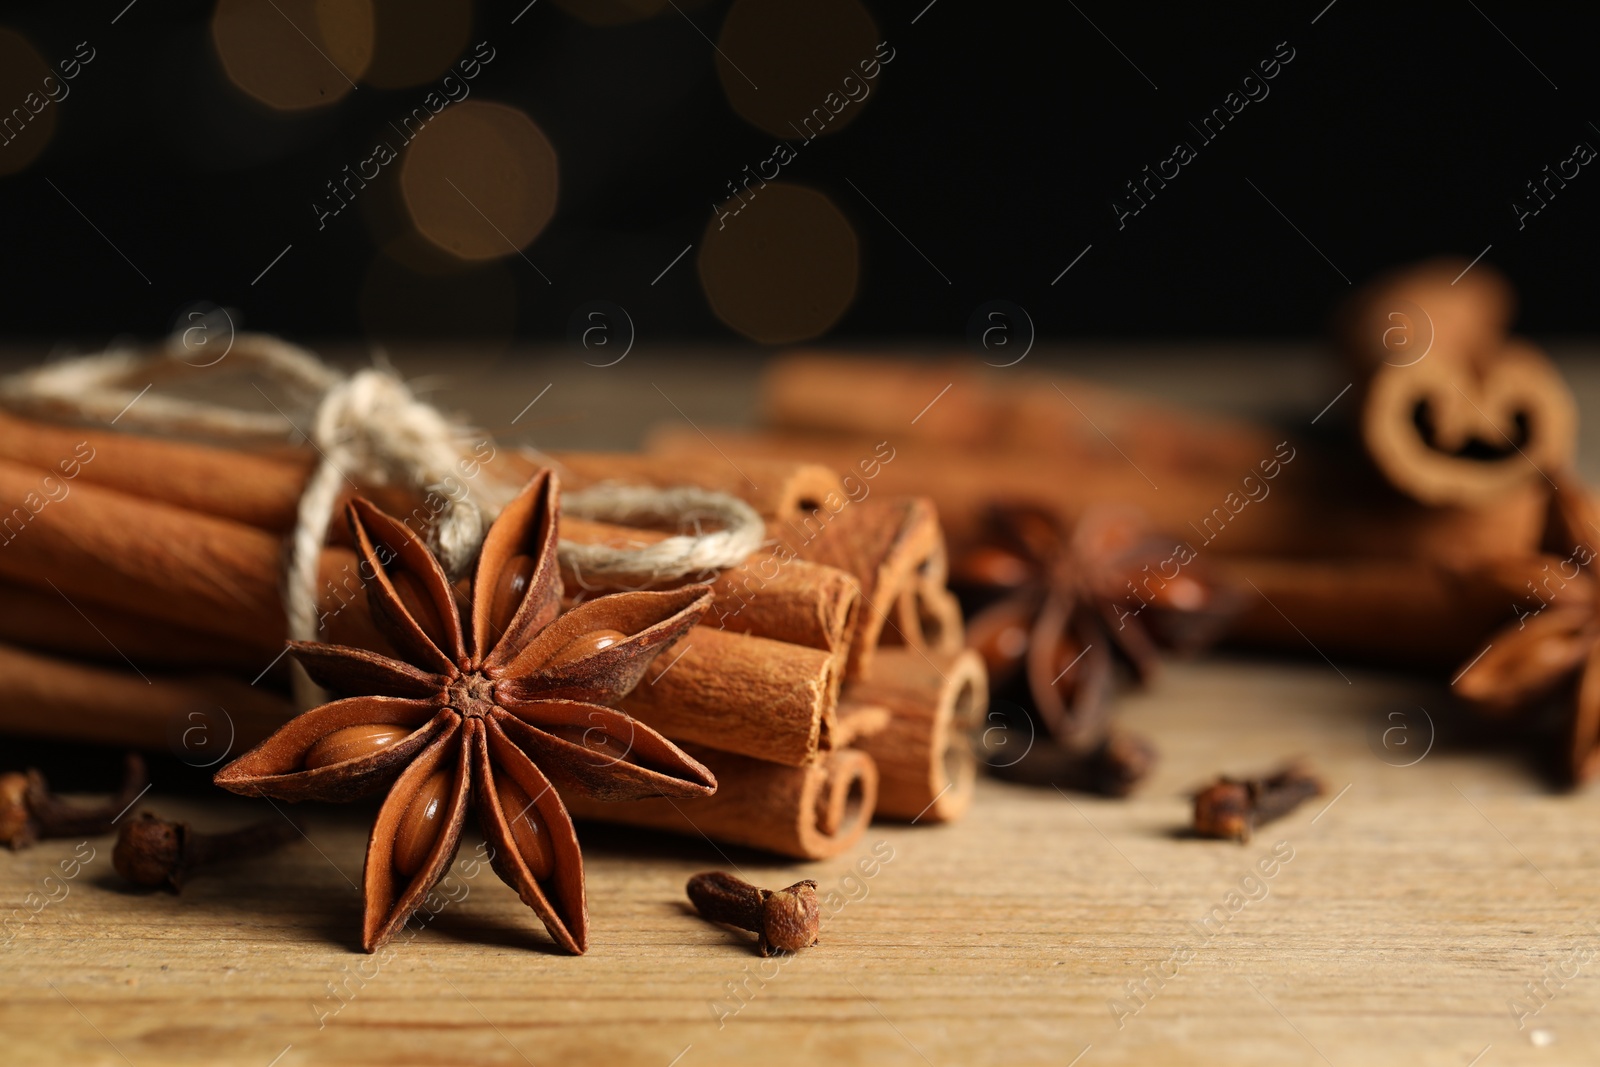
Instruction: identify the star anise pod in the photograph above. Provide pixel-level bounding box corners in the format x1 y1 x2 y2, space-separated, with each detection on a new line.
215 470 716 953
1454 479 1600 785
955 504 1239 752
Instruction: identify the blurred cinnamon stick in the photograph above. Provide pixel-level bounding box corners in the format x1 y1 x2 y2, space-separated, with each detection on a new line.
1340 259 1576 508
761 352 1278 475
0 582 270 675
1213 554 1580 669
0 641 292 752
648 425 1545 566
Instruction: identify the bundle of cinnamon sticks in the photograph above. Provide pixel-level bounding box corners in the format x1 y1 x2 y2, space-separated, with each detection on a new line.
550 454 986 854
0 414 984 857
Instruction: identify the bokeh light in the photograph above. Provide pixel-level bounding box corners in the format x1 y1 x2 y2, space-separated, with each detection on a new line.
698 181 859 344
715 0 880 139
212 0 374 111
0 29 58 177
363 0 473 89
399 101 558 262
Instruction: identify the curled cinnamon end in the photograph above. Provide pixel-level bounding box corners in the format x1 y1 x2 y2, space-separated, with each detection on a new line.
686 871 821 957
1342 259 1577 506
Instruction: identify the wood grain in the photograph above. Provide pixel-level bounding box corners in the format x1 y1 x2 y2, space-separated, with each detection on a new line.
5 659 1600 1066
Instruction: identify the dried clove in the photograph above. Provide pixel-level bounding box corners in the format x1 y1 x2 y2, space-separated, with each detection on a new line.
113 811 299 891
1 753 147 850
1192 763 1324 842
686 871 820 957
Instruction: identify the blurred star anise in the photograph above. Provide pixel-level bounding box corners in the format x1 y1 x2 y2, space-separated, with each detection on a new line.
956 504 1240 752
1455 479 1600 786
216 470 716 953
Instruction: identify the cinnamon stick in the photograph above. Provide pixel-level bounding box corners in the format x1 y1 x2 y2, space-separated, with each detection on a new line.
562 745 878 860
774 497 959 678
648 426 1545 565
0 410 311 531
761 352 1279 475
0 458 386 655
0 410 424 538
832 698 892 747
0 641 292 752
615 626 840 766
1341 259 1576 507
1213 554 1584 669
846 648 988 823
0 582 270 675
560 516 862 659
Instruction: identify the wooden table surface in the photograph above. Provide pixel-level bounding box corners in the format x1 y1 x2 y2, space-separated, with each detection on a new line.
4 344 1600 1066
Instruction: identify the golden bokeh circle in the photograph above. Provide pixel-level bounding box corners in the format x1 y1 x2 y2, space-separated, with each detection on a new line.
0 29 58 176
715 0 880 139
698 182 859 344
212 0 374 111
399 101 558 262
363 0 474 89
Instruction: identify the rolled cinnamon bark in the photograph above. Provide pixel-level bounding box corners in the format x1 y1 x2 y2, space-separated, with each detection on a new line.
562 745 878 860
0 410 426 540
0 582 270 675
1213 554 1587 669
0 410 311 531
1341 259 1576 507
833 698 891 747
0 641 293 752
560 517 861 659
0 458 386 655
649 426 1545 565
846 648 988 822
615 626 841 766
775 497 960 678
761 352 1280 476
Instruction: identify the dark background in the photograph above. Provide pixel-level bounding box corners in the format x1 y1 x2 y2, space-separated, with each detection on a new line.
0 0 1595 344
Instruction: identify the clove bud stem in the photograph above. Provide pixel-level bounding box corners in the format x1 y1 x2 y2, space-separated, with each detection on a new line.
113 810 299 891
1 753 147 850
686 871 820 957
1192 762 1324 842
